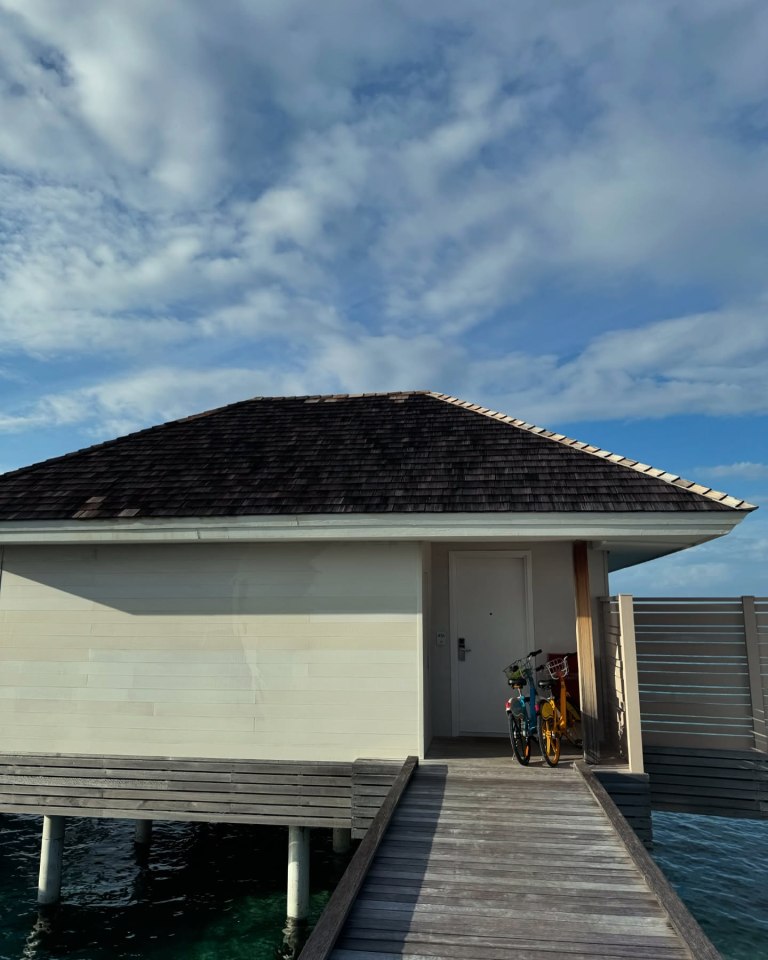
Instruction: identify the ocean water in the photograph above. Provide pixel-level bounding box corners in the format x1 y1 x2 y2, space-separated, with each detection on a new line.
2 810 767 959
0 815 344 960
652 811 768 960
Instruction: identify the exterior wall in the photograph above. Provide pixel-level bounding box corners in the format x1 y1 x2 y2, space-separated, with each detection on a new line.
420 543 433 751
428 541 578 737
588 545 609 606
0 541 421 761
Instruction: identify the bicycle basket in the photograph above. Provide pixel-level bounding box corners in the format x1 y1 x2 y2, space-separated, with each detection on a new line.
545 656 569 680
504 662 526 685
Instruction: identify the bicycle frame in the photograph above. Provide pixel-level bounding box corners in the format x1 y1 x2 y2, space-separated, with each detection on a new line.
538 652 582 765
504 649 542 743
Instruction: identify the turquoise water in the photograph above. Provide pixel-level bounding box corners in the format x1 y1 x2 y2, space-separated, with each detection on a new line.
0 816 343 960
652 811 768 960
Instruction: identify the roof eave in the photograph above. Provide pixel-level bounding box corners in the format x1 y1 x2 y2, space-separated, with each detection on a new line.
0 510 747 546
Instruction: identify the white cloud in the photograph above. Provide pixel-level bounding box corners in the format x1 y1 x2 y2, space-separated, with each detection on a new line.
1 0 767 354
0 366 312 441
488 306 768 424
612 511 768 598
1 297 766 441
0 0 767 490
0 0 227 204
700 462 768 481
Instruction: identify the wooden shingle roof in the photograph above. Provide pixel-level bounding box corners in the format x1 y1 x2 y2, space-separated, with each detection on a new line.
0 391 756 521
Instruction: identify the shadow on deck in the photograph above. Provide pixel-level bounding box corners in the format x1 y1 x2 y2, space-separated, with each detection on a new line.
300 749 720 960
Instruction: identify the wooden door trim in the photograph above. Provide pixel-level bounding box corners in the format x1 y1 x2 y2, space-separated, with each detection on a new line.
574 541 600 761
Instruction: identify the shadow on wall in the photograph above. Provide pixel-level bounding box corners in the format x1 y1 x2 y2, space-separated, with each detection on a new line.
0 542 420 617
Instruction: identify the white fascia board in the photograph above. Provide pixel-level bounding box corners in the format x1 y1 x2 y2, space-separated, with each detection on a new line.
0 511 746 545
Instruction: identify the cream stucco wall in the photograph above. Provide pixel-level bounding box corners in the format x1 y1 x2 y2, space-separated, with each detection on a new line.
0 541 422 761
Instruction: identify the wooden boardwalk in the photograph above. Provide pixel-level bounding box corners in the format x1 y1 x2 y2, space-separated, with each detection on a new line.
327 761 698 960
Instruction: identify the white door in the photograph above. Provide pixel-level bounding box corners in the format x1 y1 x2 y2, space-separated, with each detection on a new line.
450 553 531 736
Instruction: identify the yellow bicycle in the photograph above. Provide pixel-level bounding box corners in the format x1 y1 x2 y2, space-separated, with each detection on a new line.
537 653 582 767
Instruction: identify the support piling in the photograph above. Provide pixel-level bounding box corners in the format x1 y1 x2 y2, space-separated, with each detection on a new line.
332 827 351 854
134 819 153 845
37 815 65 906
287 825 310 920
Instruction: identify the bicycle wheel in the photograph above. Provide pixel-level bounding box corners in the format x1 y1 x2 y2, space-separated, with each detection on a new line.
537 705 561 767
509 713 531 765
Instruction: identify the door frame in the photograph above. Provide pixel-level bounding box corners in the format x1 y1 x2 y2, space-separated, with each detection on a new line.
448 550 535 737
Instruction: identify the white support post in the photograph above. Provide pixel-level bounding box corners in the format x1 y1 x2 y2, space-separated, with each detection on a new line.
618 594 644 774
287 826 310 921
743 596 768 752
37 816 65 906
332 827 351 854
134 820 153 845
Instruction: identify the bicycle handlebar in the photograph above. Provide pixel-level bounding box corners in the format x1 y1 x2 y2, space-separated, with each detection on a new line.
528 648 542 657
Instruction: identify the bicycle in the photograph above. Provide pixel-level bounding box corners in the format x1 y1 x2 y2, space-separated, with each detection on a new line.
503 648 542 765
537 652 582 767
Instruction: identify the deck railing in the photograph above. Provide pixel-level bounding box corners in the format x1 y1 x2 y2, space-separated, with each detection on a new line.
602 595 768 819
603 595 768 753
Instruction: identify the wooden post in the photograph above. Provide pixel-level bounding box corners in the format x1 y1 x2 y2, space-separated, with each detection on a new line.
743 596 767 752
38 816 65 906
134 820 153 845
287 826 310 920
618 594 644 774
573 541 600 762
332 828 351 854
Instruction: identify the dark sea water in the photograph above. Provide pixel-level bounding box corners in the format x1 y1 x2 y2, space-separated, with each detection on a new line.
652 811 768 960
0 816 344 960
2 810 767 959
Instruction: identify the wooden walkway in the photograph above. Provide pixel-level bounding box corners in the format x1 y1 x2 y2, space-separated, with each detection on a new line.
326 761 699 960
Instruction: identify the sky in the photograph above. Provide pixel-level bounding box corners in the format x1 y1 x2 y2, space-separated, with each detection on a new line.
0 0 766 595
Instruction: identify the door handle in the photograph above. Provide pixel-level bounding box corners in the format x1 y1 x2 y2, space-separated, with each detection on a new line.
458 637 472 660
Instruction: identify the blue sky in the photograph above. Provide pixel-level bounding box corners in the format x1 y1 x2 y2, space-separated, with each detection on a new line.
0 0 766 595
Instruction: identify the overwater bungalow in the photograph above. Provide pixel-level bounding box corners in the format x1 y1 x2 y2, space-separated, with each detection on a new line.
0 390 756 942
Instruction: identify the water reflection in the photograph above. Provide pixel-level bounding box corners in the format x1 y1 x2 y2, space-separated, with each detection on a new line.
22 910 55 960
279 919 307 960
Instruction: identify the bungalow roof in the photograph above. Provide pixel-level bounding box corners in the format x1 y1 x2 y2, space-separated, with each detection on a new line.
0 391 756 521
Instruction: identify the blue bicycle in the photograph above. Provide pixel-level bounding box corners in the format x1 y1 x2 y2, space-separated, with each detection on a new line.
504 648 542 765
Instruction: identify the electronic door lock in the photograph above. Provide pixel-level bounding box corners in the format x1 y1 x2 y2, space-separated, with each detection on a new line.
458 637 472 660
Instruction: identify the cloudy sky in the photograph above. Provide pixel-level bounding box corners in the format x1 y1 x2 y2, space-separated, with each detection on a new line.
0 0 765 594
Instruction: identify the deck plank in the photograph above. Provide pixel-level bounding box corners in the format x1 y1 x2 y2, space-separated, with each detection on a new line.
327 762 695 960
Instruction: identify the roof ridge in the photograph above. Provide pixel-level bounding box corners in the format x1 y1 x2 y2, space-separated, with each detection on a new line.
179 389 430 417
428 392 758 512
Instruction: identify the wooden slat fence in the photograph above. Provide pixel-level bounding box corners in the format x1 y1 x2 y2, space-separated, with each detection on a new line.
601 595 768 820
601 598 628 758
602 596 767 752
635 596 764 751
644 745 767 819
593 769 653 845
756 597 768 746
0 753 400 831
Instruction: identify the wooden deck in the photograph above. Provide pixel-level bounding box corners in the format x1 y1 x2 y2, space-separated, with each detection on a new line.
320 758 715 960
0 753 400 832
